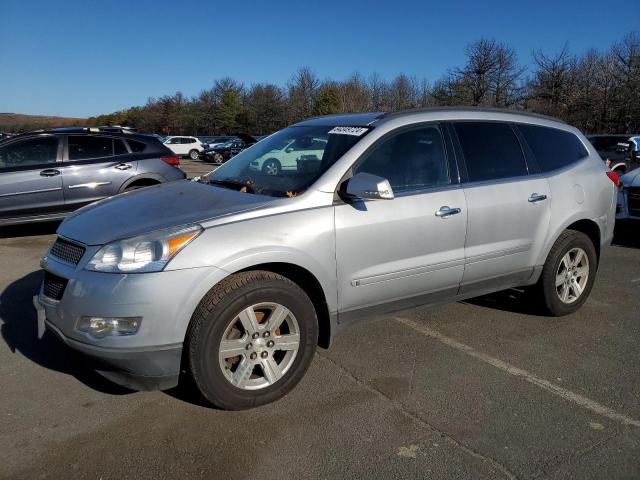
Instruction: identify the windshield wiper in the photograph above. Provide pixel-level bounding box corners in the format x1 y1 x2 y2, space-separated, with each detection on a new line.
208 178 255 193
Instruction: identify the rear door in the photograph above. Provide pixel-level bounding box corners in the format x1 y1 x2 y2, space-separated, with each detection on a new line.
60 135 136 210
0 135 64 220
452 121 551 292
335 123 467 317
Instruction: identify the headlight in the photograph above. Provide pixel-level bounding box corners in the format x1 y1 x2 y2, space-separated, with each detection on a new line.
85 224 203 273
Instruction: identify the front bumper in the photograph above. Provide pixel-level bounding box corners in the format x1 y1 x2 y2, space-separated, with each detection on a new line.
43 314 182 390
37 252 227 390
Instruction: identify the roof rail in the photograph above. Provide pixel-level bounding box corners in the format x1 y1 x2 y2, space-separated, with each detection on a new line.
380 106 566 124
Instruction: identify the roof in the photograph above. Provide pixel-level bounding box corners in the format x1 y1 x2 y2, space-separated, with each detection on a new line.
293 107 565 129
3 127 154 142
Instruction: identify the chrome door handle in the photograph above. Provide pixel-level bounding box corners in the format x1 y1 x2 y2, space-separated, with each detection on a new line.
40 168 61 177
528 193 547 203
435 206 462 218
114 163 132 170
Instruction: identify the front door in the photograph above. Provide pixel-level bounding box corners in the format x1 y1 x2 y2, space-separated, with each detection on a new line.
335 123 467 318
0 135 64 220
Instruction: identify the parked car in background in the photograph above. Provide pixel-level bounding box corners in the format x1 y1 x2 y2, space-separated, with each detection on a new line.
37 108 615 410
617 166 640 220
164 136 205 160
200 136 235 149
587 134 640 176
0 127 186 225
200 134 256 163
249 136 327 175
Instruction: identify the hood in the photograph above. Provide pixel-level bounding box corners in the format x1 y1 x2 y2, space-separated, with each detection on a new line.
58 180 272 245
620 167 640 187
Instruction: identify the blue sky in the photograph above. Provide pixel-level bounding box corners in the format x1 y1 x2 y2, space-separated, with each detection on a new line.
1 0 638 117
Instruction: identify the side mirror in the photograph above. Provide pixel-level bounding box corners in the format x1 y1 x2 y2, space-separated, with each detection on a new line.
342 172 394 200
285 147 294 153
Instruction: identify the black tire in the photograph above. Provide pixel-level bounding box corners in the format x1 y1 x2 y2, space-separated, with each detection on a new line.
213 153 224 164
261 158 281 176
613 167 626 177
188 149 200 160
535 229 597 316
186 271 318 410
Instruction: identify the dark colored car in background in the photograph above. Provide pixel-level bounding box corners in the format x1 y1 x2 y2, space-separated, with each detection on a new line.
587 134 640 176
200 134 257 163
0 127 186 226
199 136 235 149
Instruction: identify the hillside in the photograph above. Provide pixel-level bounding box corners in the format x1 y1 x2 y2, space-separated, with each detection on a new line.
0 113 87 131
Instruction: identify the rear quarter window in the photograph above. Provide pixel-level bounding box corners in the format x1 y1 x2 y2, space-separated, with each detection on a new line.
518 125 588 172
127 140 147 153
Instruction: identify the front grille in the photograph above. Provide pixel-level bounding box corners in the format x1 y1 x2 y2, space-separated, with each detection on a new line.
43 272 68 301
49 238 85 265
627 187 640 216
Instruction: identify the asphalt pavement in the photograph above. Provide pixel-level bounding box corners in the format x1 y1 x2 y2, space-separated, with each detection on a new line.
0 215 639 479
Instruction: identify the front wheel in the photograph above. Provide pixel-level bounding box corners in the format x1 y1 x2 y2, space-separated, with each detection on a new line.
186 271 318 410
262 158 281 176
535 229 597 316
213 153 224 164
188 149 200 160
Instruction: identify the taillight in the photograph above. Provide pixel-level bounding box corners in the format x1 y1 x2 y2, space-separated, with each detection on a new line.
161 155 180 166
606 171 619 187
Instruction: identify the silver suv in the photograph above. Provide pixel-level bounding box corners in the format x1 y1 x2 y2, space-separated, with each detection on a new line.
0 127 186 226
37 108 617 409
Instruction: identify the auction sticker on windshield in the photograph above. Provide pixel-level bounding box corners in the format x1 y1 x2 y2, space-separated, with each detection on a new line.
328 126 369 136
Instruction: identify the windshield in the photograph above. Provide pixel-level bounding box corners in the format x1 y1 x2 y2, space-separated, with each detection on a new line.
203 125 368 197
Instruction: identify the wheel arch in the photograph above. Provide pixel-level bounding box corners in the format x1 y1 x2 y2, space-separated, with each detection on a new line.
542 217 602 268
236 262 332 349
119 174 165 192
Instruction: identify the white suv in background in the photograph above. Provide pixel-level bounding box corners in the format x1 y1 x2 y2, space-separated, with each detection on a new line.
164 136 204 160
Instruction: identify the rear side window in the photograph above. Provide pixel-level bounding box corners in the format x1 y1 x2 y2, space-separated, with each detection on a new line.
454 122 528 182
114 139 128 155
128 140 147 153
68 136 113 160
518 125 588 172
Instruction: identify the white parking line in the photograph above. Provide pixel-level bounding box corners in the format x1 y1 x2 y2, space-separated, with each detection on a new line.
631 278 640 283
395 317 640 428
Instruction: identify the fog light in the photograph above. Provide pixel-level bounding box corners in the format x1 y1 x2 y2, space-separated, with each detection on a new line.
76 316 142 338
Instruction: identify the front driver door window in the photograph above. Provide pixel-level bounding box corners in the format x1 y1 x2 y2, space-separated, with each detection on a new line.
0 136 64 217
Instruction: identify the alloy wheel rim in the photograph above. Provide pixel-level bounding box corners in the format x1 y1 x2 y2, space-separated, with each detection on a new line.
556 247 589 304
265 162 277 175
218 302 300 390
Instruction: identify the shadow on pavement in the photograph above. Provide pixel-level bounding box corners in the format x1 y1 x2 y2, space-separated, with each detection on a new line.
0 221 61 239
0 270 133 395
463 288 547 316
612 221 640 249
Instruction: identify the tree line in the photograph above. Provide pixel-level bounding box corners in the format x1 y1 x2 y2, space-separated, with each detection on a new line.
28 32 640 135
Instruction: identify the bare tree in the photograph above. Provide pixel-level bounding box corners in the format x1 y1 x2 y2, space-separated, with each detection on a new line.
287 67 319 122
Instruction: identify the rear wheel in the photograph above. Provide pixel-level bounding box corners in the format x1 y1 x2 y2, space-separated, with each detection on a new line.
213 153 224 164
189 149 199 160
535 229 597 316
186 271 318 410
